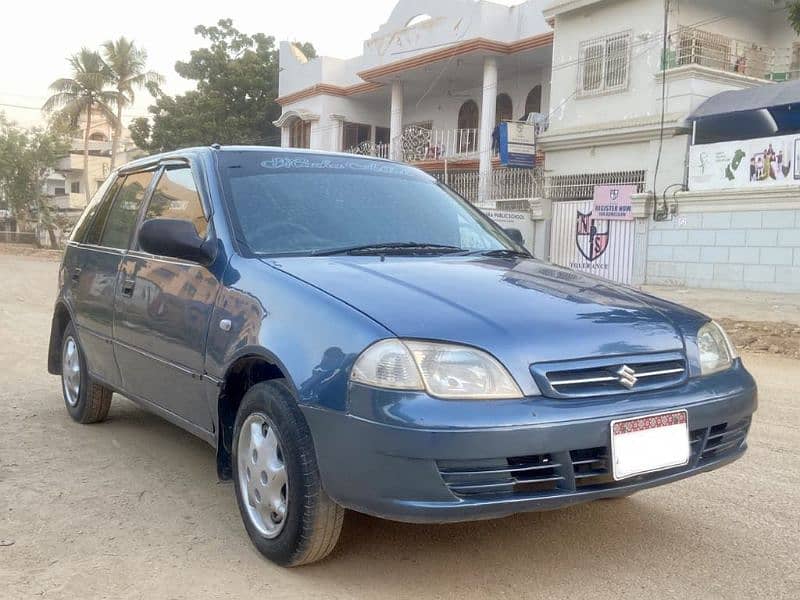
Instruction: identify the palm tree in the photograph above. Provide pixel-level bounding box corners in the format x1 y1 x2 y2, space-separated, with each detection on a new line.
43 49 118 203
102 37 163 170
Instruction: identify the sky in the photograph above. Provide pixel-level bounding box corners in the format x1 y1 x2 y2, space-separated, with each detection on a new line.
1 0 522 129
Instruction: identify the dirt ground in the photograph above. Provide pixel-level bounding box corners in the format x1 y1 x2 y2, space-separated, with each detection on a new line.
644 285 800 360
1 253 798 599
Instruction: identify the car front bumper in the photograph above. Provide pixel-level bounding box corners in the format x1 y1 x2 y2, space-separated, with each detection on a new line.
301 362 757 523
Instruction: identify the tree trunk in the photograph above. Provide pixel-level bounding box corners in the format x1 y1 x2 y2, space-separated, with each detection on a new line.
83 105 92 204
46 224 58 248
110 102 122 171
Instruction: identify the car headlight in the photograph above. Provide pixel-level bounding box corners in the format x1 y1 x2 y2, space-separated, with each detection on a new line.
697 321 738 376
350 339 523 399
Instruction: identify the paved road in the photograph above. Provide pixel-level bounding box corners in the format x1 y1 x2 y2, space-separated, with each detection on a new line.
1 254 797 599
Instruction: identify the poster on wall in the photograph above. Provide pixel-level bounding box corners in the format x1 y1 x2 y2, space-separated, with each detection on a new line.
592 185 636 220
689 133 800 191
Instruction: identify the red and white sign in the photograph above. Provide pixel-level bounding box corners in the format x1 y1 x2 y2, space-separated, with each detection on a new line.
610 410 690 480
592 185 636 221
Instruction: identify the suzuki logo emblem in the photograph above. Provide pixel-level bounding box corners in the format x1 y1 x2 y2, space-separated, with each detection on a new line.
617 365 638 389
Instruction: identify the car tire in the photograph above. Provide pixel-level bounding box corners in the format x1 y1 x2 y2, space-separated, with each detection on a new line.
232 380 344 567
60 322 112 424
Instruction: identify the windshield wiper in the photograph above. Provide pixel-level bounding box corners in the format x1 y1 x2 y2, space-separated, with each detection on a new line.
468 248 532 259
312 242 466 256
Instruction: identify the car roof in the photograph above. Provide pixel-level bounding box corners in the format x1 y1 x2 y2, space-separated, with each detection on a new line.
119 145 395 174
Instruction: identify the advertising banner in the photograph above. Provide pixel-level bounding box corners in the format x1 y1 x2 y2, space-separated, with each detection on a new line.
689 133 800 191
498 122 536 168
592 185 636 221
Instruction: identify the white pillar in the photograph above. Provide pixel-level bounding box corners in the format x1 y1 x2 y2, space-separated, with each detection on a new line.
330 116 345 152
390 80 403 161
280 125 290 148
478 57 498 204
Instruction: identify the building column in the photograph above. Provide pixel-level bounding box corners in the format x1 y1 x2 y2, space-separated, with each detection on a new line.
280 125 290 148
390 80 403 161
330 115 346 152
478 57 498 204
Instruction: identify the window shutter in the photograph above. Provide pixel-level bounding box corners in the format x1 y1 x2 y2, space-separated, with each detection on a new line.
581 43 604 92
605 34 630 89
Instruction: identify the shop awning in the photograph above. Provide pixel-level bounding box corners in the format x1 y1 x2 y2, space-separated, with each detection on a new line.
689 79 800 120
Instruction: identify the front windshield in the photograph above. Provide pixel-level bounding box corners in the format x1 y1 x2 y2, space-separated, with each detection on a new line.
219 151 521 256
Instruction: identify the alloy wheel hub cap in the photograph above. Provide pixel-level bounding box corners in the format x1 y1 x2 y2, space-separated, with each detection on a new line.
62 337 81 407
237 413 288 538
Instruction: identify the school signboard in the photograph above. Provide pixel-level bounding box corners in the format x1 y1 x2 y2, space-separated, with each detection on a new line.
498 122 536 168
483 209 536 253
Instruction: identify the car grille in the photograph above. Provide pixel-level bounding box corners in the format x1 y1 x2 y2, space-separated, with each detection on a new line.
531 352 688 399
438 418 750 498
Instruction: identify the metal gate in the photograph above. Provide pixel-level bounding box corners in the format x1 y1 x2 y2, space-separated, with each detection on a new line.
549 199 636 285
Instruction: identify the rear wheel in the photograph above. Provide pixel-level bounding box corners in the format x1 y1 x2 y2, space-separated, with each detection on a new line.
232 380 344 566
61 322 112 424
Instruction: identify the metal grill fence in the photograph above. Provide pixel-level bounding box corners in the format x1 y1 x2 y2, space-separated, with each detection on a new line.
545 170 646 201
432 167 545 204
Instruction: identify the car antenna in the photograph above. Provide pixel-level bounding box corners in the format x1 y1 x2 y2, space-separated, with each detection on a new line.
210 143 222 150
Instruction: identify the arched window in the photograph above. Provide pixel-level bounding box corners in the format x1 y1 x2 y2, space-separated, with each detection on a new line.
289 119 311 149
457 100 479 131
88 132 108 142
495 93 513 126
524 85 543 118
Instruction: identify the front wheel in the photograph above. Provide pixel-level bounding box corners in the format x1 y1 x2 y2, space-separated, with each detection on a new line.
61 322 112 424
232 380 344 567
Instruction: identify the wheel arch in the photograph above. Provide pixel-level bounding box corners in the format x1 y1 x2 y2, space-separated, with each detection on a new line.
215 349 298 480
48 301 75 375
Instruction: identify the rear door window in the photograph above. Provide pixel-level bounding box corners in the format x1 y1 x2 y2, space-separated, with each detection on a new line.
144 166 208 238
99 171 155 250
75 176 123 245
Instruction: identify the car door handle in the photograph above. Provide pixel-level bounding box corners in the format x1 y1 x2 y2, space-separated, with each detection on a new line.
71 267 81 284
121 278 136 297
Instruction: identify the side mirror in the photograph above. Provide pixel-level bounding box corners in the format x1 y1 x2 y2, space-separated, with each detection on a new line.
503 227 525 247
138 218 217 265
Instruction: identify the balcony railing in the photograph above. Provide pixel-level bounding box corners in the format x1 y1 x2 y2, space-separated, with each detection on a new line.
665 26 785 81
347 140 390 159
401 127 480 162
346 127 482 162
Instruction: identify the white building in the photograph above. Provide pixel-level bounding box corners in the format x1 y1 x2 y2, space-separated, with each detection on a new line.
275 0 553 204
51 110 140 214
276 0 800 293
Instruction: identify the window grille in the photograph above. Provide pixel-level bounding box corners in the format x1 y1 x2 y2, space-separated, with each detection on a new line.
578 31 632 96
545 171 645 201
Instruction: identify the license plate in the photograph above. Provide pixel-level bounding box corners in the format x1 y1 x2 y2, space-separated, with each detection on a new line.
610 411 690 481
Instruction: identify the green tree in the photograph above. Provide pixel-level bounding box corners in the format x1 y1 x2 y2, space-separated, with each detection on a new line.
790 2 800 35
42 49 118 203
102 37 164 170
0 114 70 246
131 19 315 152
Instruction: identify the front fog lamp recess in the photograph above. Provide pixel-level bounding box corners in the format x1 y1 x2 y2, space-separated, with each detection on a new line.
351 339 523 399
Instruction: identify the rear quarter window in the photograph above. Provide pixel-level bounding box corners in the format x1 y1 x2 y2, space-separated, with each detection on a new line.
70 175 121 244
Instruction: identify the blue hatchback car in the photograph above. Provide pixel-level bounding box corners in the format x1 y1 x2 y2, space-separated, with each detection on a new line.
49 147 757 566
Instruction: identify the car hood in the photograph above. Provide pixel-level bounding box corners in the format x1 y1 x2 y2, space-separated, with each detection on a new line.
265 256 703 395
